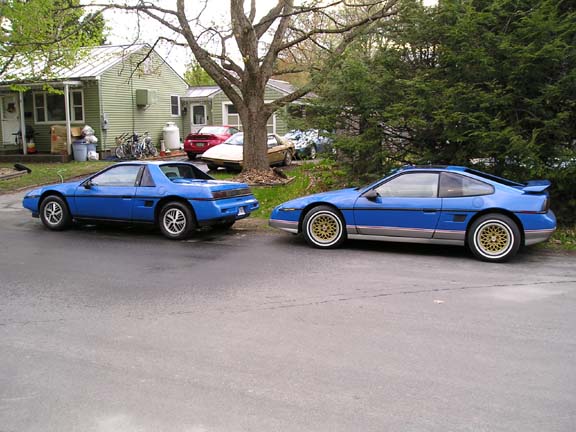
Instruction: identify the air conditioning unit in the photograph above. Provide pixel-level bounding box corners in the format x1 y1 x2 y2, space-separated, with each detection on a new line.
135 89 157 106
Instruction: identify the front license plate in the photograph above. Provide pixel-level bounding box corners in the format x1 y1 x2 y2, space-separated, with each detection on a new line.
238 207 246 216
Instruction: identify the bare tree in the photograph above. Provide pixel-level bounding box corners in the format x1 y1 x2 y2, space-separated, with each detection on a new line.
93 0 398 174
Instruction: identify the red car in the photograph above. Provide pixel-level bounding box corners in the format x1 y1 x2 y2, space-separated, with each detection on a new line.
184 126 240 160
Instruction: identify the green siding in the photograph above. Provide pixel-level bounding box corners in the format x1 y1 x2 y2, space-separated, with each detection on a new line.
210 86 288 134
100 48 188 151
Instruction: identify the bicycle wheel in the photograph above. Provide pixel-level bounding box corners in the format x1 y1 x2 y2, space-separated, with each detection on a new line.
115 145 125 159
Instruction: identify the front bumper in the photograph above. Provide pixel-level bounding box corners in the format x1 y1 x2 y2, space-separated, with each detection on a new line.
269 218 299 234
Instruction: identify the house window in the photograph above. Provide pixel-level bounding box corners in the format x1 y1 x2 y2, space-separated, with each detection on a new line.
171 95 180 116
224 103 275 133
33 90 84 123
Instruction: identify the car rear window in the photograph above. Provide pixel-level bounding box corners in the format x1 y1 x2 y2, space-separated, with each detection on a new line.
198 126 227 135
160 164 213 180
464 168 523 187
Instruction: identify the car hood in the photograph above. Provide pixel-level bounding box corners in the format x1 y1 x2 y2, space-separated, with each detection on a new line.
25 180 84 197
201 144 243 161
278 187 358 208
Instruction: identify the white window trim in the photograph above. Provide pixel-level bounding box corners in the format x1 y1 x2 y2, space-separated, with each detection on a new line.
33 89 84 125
190 103 207 127
170 95 181 117
222 101 277 133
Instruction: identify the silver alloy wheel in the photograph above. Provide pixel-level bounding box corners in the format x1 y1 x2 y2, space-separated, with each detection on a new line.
162 207 187 235
44 201 64 226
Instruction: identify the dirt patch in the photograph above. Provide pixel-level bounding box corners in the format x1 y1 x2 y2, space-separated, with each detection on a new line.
233 168 294 186
0 167 27 181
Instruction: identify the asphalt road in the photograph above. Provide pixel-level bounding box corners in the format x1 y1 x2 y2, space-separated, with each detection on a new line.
1 189 575 432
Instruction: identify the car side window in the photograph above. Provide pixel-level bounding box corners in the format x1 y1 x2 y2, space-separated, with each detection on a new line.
375 173 439 198
91 165 141 187
139 167 155 187
440 172 494 197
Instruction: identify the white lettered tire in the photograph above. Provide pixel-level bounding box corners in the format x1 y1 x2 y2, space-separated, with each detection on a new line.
302 205 346 249
467 214 521 262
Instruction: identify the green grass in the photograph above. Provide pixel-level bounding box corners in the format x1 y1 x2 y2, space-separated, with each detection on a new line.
0 161 115 193
211 164 315 218
546 227 576 251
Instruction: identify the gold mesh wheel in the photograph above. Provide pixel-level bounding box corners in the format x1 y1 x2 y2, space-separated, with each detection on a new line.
478 223 510 253
473 219 514 258
304 207 345 248
310 214 340 242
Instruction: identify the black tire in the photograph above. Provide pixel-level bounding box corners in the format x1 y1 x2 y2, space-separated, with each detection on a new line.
39 195 72 231
158 202 196 240
214 221 235 230
467 213 521 262
283 151 293 166
309 145 317 160
207 163 218 171
187 152 197 160
302 205 346 249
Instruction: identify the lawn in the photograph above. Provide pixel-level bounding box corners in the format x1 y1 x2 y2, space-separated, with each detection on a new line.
0 161 115 193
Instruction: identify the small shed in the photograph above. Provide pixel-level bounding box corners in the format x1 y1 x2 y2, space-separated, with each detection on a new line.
181 79 301 138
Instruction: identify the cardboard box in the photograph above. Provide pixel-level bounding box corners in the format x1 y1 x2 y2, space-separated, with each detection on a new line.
51 125 83 154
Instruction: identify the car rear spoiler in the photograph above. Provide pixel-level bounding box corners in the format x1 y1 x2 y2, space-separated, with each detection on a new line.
522 180 551 193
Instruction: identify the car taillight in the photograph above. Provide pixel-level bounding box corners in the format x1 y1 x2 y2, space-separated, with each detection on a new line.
212 191 227 199
542 197 550 212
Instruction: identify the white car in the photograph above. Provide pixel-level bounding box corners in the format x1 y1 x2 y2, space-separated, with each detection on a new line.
201 132 295 171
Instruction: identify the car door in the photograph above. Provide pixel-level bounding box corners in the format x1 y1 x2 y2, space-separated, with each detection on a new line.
74 164 142 220
353 172 441 239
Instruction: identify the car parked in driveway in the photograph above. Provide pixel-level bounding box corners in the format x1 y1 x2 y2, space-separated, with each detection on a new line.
201 132 295 171
269 165 556 262
22 161 259 240
284 129 333 159
184 126 240 160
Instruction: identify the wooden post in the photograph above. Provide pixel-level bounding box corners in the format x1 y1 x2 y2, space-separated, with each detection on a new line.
64 83 72 156
18 91 27 155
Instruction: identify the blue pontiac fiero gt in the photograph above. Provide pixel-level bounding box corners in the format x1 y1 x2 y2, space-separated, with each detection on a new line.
23 161 259 239
269 166 556 262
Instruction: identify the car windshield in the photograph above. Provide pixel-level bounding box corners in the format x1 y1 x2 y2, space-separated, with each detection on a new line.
224 133 244 146
197 126 228 135
160 164 213 181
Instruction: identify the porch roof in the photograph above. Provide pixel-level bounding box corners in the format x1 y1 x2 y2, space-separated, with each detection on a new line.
0 44 146 85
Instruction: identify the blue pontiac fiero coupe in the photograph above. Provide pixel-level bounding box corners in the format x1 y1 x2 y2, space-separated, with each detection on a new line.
269 166 556 262
23 161 259 240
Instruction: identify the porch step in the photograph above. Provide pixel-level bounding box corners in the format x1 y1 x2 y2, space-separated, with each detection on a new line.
0 153 69 163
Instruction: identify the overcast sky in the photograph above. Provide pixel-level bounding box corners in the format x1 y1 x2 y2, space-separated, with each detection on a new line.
101 0 438 77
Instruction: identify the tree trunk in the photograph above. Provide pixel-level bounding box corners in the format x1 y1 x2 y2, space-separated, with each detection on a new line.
238 96 271 172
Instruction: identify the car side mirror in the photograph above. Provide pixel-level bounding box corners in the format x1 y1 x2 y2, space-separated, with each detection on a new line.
364 189 379 201
83 180 93 189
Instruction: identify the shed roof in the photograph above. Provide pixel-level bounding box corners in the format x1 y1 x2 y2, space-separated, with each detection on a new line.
2 44 149 84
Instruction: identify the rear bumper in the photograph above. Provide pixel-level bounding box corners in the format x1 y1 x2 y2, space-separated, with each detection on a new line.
525 229 555 246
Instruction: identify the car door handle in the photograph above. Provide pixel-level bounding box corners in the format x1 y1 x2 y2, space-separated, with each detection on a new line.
122 196 133 199
423 209 437 213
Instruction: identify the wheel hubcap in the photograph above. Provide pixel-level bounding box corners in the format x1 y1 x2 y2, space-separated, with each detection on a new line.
44 202 63 225
309 213 340 243
477 222 511 255
163 208 186 235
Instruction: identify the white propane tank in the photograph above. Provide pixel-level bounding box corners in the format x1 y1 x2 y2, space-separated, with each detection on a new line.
163 122 181 150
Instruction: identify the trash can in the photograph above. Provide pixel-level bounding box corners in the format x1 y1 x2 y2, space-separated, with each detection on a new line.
86 143 96 154
72 140 87 162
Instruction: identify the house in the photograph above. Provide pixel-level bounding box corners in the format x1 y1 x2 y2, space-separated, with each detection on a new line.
0 44 188 156
181 79 300 137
